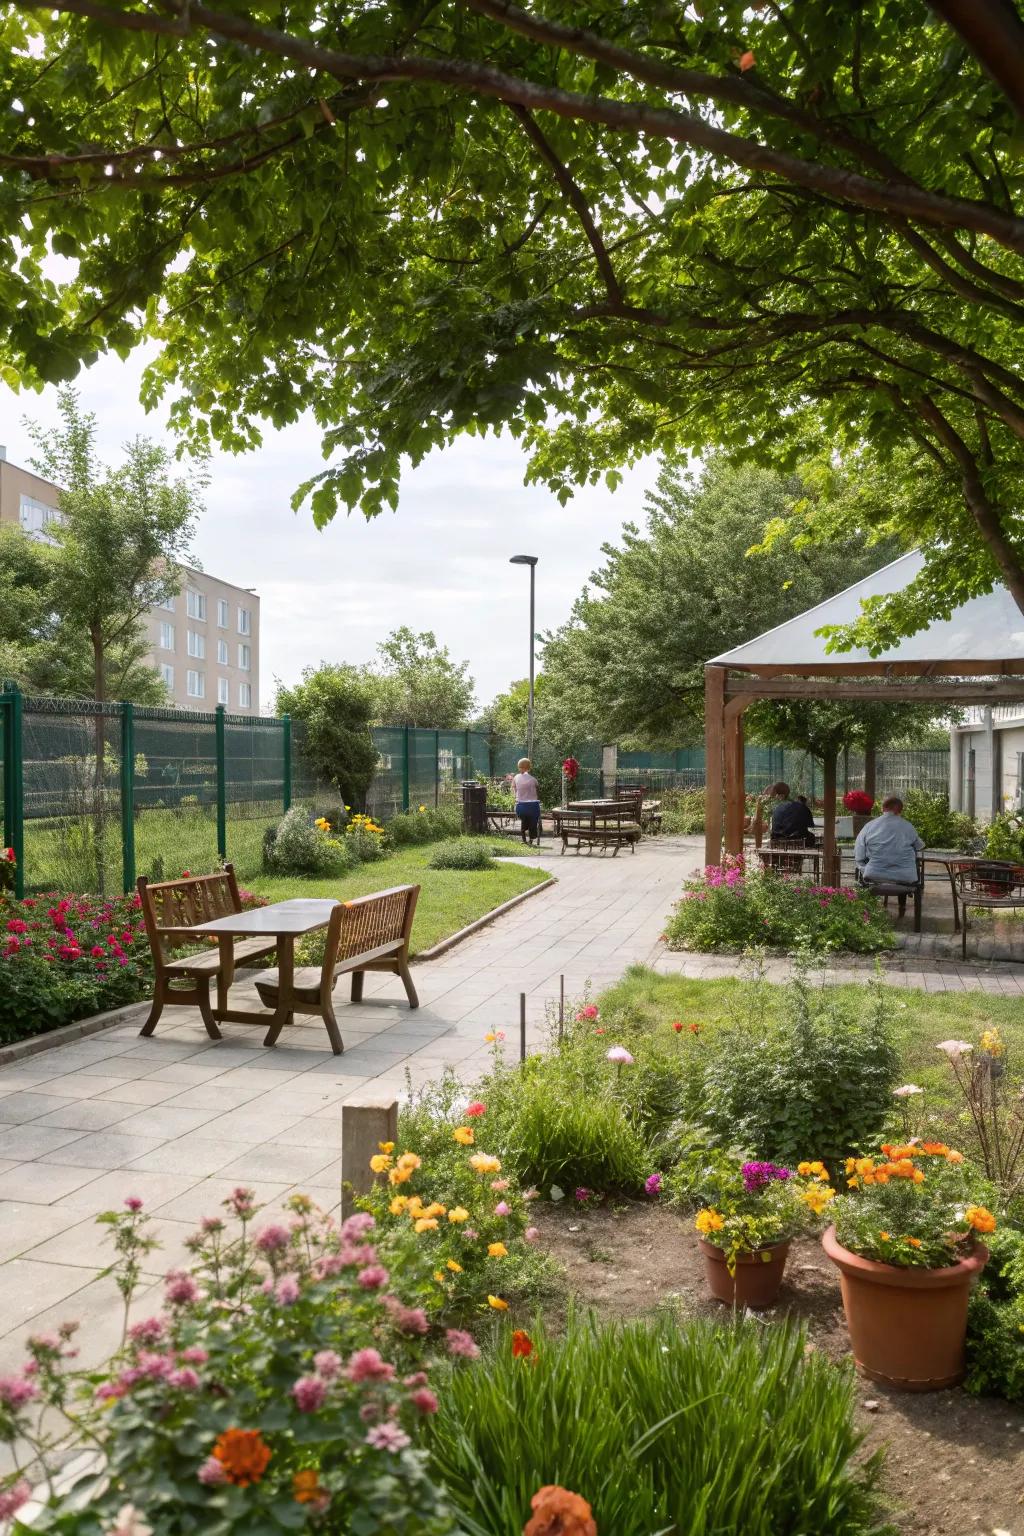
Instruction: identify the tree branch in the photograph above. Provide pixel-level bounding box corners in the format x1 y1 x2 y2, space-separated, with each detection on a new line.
927 0 1024 117
20 0 1024 251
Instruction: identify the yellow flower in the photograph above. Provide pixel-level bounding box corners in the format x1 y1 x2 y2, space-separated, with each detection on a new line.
469 1153 501 1175
396 1152 421 1173
487 1295 509 1311
446 1259 463 1273
965 1205 997 1234
415 1217 439 1233
406 1197 425 1218
448 1207 469 1223
433 1270 445 1284
423 1202 447 1219
453 1126 474 1146
980 1028 1005 1058
378 1141 395 1154
879 1231 891 1241
388 1166 412 1186
488 1242 508 1258
694 1208 725 1235
389 1195 409 1216
369 1153 392 1174
418 805 426 813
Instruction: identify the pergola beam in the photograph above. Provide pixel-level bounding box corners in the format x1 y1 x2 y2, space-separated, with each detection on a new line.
722 676 1024 704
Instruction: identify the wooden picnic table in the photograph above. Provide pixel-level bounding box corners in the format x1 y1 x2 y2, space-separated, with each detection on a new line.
193 897 339 1046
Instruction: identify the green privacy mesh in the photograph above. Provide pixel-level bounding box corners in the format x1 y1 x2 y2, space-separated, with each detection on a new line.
21 697 125 896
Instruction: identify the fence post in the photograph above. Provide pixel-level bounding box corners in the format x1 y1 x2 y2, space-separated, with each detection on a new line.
434 729 440 807
215 705 228 862
119 701 136 893
402 726 410 812
2 682 24 899
282 714 292 813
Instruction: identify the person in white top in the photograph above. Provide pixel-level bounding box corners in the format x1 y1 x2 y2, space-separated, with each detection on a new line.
512 757 542 845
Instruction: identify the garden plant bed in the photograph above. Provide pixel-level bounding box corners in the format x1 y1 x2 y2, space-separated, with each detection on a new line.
528 1199 1024 1536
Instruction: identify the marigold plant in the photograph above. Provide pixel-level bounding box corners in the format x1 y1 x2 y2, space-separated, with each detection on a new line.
688 1157 836 1273
832 1142 998 1268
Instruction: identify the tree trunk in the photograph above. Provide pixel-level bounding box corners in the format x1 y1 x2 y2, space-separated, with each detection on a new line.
864 743 877 804
92 627 107 896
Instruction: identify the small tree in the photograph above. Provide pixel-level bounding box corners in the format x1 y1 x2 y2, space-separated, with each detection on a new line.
277 665 379 811
374 627 475 728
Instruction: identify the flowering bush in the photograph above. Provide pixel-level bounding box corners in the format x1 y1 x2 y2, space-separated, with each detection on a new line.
361 1080 550 1315
345 813 388 862
831 1141 997 1268
666 859 893 954
0 1189 463 1534
266 807 352 876
0 845 15 894
842 790 874 815
687 1155 836 1271
0 890 152 1043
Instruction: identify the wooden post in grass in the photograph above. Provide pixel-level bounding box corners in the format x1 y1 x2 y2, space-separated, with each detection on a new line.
558 974 564 1043
341 1096 398 1218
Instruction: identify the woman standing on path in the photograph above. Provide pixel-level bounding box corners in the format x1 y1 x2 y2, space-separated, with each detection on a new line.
513 758 542 846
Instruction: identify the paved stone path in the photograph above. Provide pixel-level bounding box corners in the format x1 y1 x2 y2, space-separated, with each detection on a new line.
2 833 1023 1402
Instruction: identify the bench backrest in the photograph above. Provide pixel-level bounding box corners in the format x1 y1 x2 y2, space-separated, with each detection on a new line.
335 883 419 964
137 865 243 957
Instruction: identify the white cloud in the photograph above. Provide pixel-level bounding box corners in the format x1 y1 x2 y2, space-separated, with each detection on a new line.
0 350 659 709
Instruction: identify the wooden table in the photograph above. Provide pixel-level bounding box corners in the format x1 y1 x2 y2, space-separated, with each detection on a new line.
193 898 339 1048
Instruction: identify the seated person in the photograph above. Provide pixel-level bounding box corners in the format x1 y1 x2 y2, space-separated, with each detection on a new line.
768 781 816 847
512 757 542 845
854 795 924 885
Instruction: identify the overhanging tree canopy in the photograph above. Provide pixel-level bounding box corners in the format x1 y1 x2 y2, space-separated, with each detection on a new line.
3 1 1024 640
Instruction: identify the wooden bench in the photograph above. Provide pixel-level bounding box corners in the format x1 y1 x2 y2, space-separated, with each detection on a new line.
253 884 420 1052
137 864 276 1041
553 803 641 856
755 838 822 881
856 858 925 933
952 861 1024 958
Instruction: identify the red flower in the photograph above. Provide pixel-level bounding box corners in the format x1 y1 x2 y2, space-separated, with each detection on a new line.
842 790 874 815
465 1101 487 1118
511 1330 534 1360
689 1022 702 1035
561 757 580 783
576 1005 599 1022
671 1021 683 1033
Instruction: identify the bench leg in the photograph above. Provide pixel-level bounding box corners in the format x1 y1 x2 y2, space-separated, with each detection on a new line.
913 888 922 934
262 1009 293 1048
398 960 419 1010
897 893 907 919
351 971 365 1003
138 986 165 1038
321 999 344 1056
962 907 968 960
196 980 223 1042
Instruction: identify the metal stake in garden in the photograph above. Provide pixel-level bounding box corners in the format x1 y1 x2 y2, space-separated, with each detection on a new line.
520 991 527 1063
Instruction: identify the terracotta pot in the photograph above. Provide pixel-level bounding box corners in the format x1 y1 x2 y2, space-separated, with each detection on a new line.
698 1236 790 1309
822 1225 988 1391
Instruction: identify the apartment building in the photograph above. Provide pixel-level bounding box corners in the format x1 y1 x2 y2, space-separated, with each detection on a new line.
950 706 1024 822
0 450 260 714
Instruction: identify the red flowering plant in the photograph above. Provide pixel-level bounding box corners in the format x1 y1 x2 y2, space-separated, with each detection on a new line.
0 846 15 893
842 790 875 816
561 757 580 785
0 1189 461 1534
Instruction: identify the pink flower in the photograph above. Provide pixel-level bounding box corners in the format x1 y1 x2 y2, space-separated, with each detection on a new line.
127 1318 166 1345
409 1386 439 1415
0 1480 31 1520
494 1201 510 1217
384 1300 429 1336
340 1212 375 1243
123 1196 144 1213
228 1187 256 1217
445 1329 480 1360
28 1331 61 1352
490 1178 510 1192
645 1173 663 1196
346 1348 395 1383
197 1457 228 1486
95 1382 127 1403
524 1226 540 1243
179 1347 208 1365
164 1270 199 1306
357 1264 390 1291
275 1273 301 1306
403 1372 429 1388
6 918 28 934
253 1223 289 1253
577 1004 599 1021
523 1188 539 1202
465 1101 487 1117
365 1423 411 1453
0 1373 38 1408
606 1046 634 1064
292 1374 328 1412
313 1350 342 1380
168 1368 200 1390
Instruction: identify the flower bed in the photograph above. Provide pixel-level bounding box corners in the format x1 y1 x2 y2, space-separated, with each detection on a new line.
665 858 893 953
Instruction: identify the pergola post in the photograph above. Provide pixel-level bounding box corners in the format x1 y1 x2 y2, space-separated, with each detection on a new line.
724 697 749 857
704 665 726 869
822 749 839 886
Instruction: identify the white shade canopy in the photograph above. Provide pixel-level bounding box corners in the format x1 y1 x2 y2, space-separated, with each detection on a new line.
710 550 1024 671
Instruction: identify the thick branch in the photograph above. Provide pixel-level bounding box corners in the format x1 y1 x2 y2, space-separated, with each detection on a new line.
927 0 1024 117
898 224 1024 321
962 367 1024 442
21 0 1024 251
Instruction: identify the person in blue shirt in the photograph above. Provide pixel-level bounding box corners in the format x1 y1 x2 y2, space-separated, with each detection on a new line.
855 796 924 885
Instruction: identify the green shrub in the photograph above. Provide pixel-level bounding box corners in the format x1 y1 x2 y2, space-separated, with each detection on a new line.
388 803 463 846
966 1226 1024 1402
427 1313 885 1536
265 806 352 876
428 839 497 871
666 860 893 954
983 811 1024 863
901 789 978 852
490 1068 650 1196
659 786 706 834
688 968 900 1167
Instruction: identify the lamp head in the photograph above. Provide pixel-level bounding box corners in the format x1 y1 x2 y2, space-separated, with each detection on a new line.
509 554 538 567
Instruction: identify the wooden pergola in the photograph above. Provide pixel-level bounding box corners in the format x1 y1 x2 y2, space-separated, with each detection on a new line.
704 552 1024 881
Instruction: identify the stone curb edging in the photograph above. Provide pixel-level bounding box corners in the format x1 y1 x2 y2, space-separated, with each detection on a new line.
412 872 556 962
0 999 148 1068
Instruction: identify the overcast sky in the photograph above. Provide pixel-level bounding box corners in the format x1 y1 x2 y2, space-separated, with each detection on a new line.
0 350 660 713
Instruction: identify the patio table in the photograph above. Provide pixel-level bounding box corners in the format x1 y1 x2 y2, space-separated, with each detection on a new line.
192 897 339 1047
920 851 996 933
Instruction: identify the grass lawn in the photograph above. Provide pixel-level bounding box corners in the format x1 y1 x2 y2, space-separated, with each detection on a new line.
595 964 1024 1119
251 846 551 956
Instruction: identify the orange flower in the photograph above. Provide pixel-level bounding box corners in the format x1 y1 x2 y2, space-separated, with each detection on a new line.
878 1231 891 1241
945 1149 964 1164
212 1428 272 1487
293 1469 323 1504
906 1237 922 1248
965 1205 997 1234
920 1142 948 1156
524 1485 597 1536
512 1329 534 1359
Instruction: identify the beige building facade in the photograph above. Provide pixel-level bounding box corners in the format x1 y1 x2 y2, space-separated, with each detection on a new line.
0 452 260 714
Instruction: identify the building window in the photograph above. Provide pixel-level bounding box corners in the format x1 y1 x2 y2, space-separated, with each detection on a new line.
186 588 206 621
186 670 205 700
217 638 228 664
158 621 175 651
217 677 230 706
159 663 174 690
238 607 251 636
238 643 251 671
238 682 252 709
217 598 229 628
158 594 175 612
19 493 61 538
187 630 206 659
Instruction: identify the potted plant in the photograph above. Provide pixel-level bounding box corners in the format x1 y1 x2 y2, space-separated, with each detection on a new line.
822 1141 995 1390
843 789 875 836
692 1158 836 1309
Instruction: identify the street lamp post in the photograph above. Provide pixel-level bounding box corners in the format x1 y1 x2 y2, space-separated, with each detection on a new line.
509 555 538 762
